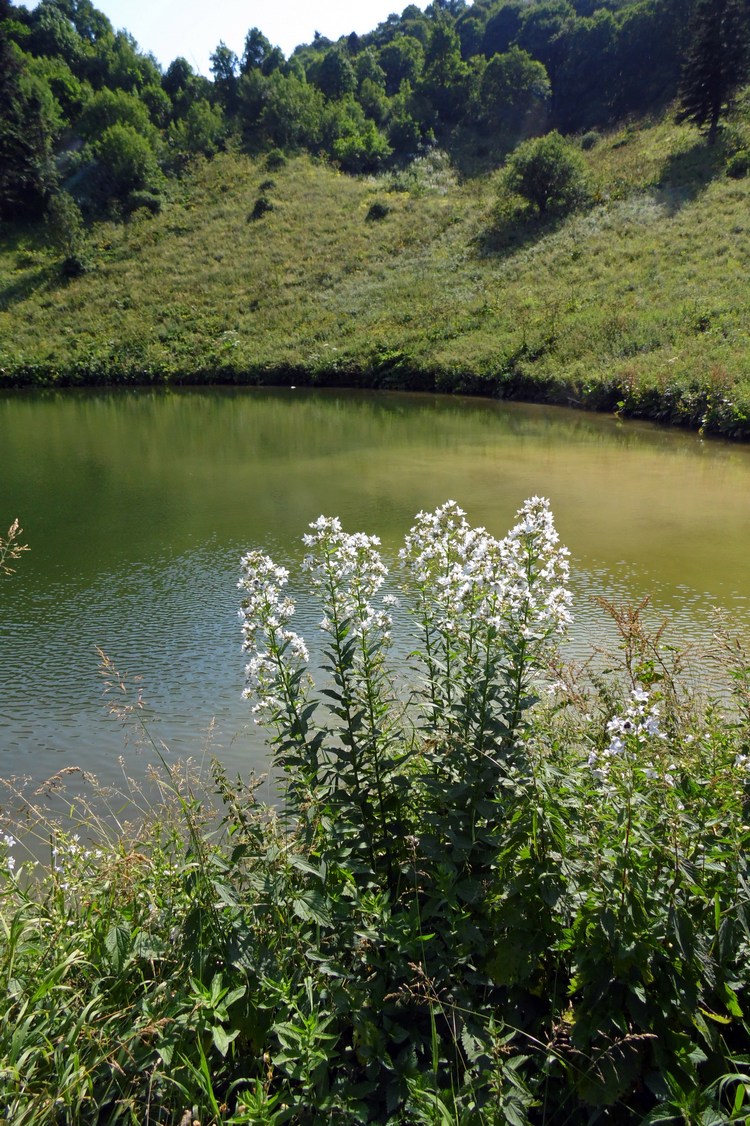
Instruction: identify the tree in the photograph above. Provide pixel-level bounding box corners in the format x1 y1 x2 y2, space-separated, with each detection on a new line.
168 98 224 159
378 35 424 96
421 19 468 123
482 3 524 58
258 71 324 150
314 47 357 100
515 0 575 84
90 121 162 204
241 27 273 73
210 41 239 114
677 0 750 145
479 47 551 132
0 34 59 220
503 130 587 216
332 116 392 172
77 87 154 142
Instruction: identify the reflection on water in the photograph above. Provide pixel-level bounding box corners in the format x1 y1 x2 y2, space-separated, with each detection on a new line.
1 386 748 786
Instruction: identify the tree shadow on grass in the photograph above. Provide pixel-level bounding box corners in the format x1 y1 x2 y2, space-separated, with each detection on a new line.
0 264 59 312
656 137 727 213
472 204 570 260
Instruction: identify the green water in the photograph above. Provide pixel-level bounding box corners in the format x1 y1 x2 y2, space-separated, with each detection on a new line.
1 386 749 786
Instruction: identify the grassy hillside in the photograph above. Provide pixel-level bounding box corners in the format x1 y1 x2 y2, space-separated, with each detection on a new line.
2 111 750 437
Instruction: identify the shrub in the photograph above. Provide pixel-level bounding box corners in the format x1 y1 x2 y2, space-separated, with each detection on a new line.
248 195 273 220
89 123 163 208
365 199 390 221
264 147 286 171
45 190 86 257
60 251 90 277
504 130 589 216
581 128 601 150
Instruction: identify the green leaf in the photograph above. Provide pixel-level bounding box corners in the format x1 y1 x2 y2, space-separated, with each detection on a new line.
292 889 332 927
104 922 131 972
722 984 745 1019
212 1024 238 1057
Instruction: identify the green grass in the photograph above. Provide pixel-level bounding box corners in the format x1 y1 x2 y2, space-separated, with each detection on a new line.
2 111 750 436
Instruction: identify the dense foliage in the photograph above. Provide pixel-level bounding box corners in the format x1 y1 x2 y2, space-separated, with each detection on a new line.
2 503 750 1123
0 0 746 222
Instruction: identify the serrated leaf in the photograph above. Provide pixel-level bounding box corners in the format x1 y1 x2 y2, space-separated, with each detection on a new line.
132 932 166 961
104 923 131 972
213 880 239 909
292 889 332 927
288 854 325 880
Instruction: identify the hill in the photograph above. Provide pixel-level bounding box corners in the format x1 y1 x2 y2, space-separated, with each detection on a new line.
2 109 750 438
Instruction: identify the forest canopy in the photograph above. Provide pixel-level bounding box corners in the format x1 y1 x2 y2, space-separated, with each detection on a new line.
0 0 747 223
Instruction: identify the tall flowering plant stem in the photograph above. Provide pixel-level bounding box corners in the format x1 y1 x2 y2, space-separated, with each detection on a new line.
302 516 401 881
400 501 490 746
239 499 571 886
493 496 572 745
238 551 317 811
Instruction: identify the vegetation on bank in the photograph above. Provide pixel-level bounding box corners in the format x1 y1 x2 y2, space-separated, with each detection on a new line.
2 109 750 437
2 0 750 435
2 503 750 1123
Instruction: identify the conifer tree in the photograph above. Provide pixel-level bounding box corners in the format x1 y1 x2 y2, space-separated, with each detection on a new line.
678 0 750 144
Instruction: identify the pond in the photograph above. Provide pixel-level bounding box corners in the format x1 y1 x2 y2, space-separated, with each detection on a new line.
1 386 749 789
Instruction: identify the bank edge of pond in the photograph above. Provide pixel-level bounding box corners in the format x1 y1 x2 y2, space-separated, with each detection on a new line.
2 358 749 440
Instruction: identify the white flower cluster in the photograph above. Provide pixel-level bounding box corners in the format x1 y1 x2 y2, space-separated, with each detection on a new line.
400 500 489 637
3 832 16 875
495 496 573 643
238 499 571 745
588 687 672 787
400 496 572 647
303 515 393 643
238 551 309 720
51 833 104 891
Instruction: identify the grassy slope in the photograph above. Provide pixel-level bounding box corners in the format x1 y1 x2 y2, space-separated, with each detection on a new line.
2 113 750 437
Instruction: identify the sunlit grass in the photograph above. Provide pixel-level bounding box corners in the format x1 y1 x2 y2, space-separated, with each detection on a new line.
2 111 750 435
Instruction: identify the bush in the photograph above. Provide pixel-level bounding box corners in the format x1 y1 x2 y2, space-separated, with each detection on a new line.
45 190 86 258
89 123 163 209
365 199 390 221
503 130 589 217
265 147 286 171
248 195 273 221
581 129 601 150
60 251 90 277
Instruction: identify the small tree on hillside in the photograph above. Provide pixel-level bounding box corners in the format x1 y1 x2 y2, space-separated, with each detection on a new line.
677 0 750 145
503 130 587 217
